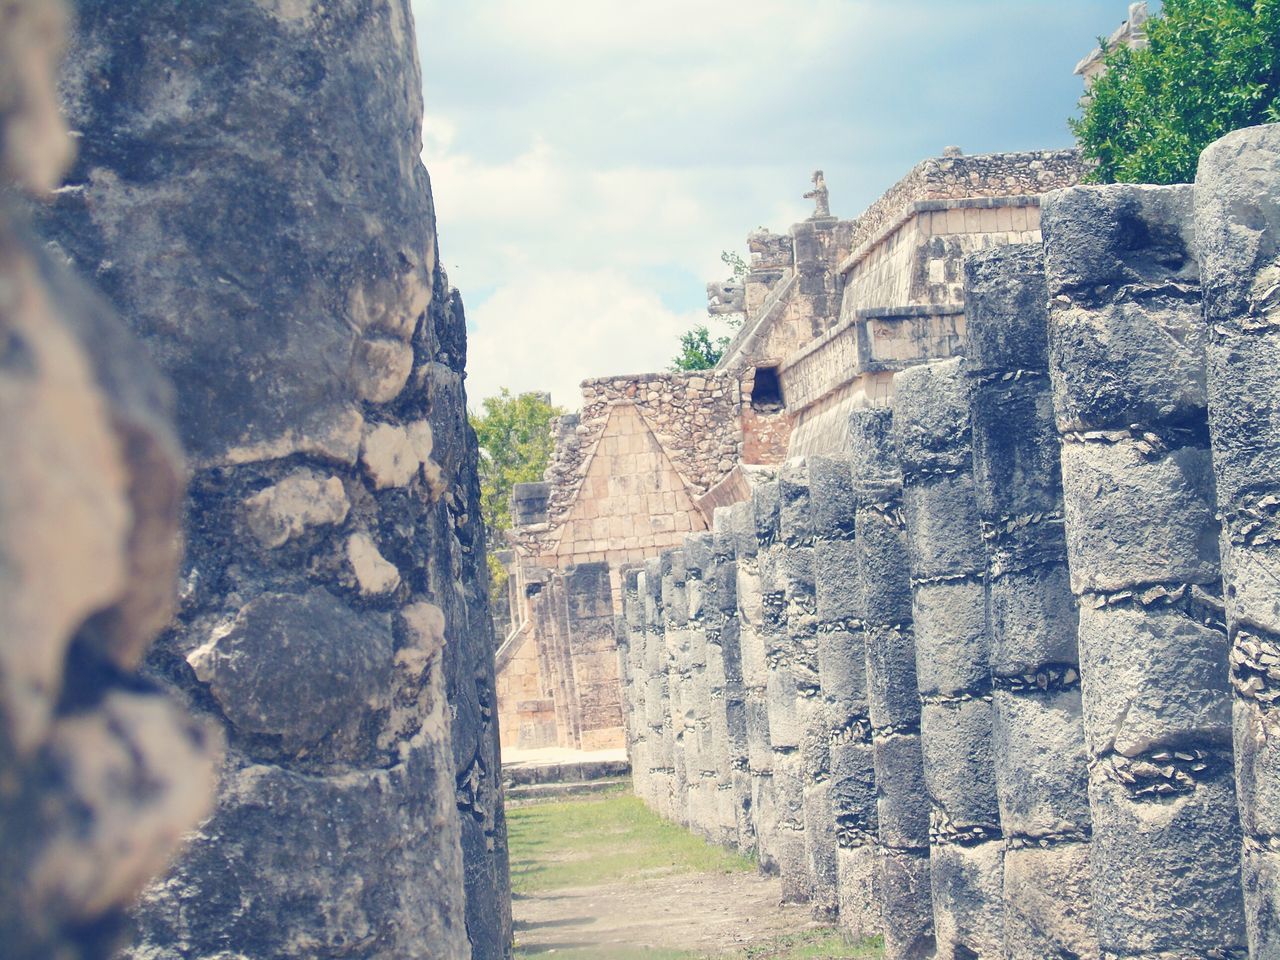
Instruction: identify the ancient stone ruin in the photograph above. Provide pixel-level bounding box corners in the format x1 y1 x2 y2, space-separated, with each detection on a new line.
8 0 1280 957
523 121 1280 958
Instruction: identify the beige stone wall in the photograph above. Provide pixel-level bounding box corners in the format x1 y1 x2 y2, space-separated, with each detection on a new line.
843 201 1042 313
495 630 556 750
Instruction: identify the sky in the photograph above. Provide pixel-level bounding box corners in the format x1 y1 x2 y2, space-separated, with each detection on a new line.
410 0 1143 411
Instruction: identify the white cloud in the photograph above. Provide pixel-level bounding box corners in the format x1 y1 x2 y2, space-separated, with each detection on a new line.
463 268 716 410
411 0 1125 411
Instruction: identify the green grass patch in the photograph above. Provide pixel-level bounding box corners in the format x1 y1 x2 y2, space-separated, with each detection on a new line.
513 930 882 959
507 788 754 894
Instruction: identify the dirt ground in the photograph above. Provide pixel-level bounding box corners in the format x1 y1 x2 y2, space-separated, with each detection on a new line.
513 869 828 958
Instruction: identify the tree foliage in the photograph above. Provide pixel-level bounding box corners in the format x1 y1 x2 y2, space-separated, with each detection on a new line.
670 325 729 371
1071 0 1280 184
469 389 564 588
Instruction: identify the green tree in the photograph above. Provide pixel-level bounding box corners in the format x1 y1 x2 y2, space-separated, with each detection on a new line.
670 325 729 371
721 249 749 281
1071 0 1280 184
469 389 564 590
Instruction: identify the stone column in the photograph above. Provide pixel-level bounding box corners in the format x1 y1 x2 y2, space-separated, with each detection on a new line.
643 558 676 819
894 359 1005 959
780 460 836 917
661 548 694 827
759 478 814 903
40 2 506 955
685 534 723 840
732 498 779 872
1042 183 1245 957
1197 123 1280 958
808 454 880 939
621 568 650 804
964 244 1098 959
850 409 935 960
962 244 1095 957
714 506 756 855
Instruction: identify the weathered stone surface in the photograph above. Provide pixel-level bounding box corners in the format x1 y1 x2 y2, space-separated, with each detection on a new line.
758 475 813 903
894 359 1005 959
1196 123 1280 958
1043 182 1245 958
849 408 933 960
964 243 1097 958
0 5 221 955
731 498 778 872
36 2 509 955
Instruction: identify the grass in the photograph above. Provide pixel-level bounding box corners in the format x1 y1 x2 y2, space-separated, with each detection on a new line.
508 787 884 959
507 787 755 894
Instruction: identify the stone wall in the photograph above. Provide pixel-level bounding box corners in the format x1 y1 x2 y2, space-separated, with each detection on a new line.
617 125 1280 960
23 2 510 958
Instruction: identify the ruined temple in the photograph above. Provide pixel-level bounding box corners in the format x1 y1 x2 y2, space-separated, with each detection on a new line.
497 146 1085 753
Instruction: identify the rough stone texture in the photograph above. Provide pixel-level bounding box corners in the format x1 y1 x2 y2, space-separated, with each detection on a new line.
709 514 754 851
1196 122 1280 959
37 2 509 956
0 5 221 954
682 535 721 839
759 477 814 904
732 498 779 872
809 454 880 939
779 461 837 918
849 408 934 960
894 359 1005 960
963 243 1098 959
1043 183 1245 958
642 557 677 819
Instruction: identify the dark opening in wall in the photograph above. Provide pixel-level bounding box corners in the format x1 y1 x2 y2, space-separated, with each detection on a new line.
750 365 784 412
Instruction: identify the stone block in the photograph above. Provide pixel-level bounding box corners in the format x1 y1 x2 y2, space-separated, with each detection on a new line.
1058 438 1220 595
1001 844 1096 960
872 733 930 849
855 507 914 627
901 473 985 580
911 579 991 699
927 840 1005 960
1042 184 1204 433
919 700 1001 835
962 243 1050 375
891 358 973 479
1076 599 1232 760
877 847 935 960
986 564 1079 677
1087 772 1245 956
865 624 922 734
990 689 1091 838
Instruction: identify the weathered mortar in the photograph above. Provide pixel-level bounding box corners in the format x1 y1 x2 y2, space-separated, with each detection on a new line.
1042 182 1245 957
893 359 1005 958
1196 124 1280 959
35 2 509 956
849 409 935 960
963 243 1098 959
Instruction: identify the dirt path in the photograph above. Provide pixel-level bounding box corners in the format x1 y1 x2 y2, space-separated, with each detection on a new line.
514 869 825 957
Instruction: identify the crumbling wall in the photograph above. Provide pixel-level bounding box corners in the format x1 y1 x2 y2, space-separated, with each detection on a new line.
0 3 220 956
36 2 509 957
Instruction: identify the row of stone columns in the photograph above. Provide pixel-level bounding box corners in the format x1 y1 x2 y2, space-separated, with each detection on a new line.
616 125 1280 960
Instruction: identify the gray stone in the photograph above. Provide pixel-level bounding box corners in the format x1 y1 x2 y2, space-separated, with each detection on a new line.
1043 181 1245 958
